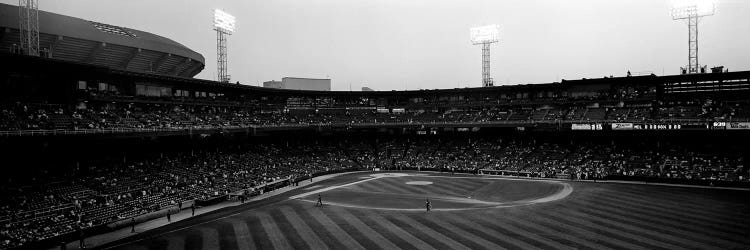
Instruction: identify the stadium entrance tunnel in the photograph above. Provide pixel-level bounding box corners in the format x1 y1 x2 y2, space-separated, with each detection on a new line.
292 173 572 211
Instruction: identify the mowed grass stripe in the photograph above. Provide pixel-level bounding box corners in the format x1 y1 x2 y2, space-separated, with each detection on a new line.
591 192 749 236
614 186 750 220
372 180 412 193
354 210 437 250
583 194 750 244
409 214 492 250
465 213 573 250
387 214 471 250
602 188 750 228
407 183 444 196
244 214 274 249
122 244 150 250
279 207 329 250
415 176 491 197
305 206 366 250
217 221 240 250
440 178 489 192
229 218 256 250
290 206 352 250
199 227 220 250
593 188 730 221
183 229 203 250
536 210 652 249
501 212 600 250
557 209 688 249
324 206 400 250
318 207 383 249
367 178 418 195
603 186 750 222
379 177 432 195
269 209 308 250
425 180 478 196
564 199 737 249
420 214 507 250
442 212 543 250
518 210 626 250
138 238 167 250
460 213 548 250
256 212 294 250
618 185 750 212
165 235 184 250
353 180 397 194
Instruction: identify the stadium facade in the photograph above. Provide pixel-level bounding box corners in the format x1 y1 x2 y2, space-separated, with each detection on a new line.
0 3 204 78
2 51 749 134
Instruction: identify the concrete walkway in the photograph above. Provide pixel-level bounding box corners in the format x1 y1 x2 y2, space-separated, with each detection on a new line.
55 173 350 250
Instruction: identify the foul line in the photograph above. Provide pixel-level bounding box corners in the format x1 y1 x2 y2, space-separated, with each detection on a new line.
289 176 381 200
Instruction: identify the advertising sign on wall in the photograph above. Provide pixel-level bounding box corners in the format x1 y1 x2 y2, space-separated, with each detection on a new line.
727 122 750 130
611 123 634 130
572 124 603 130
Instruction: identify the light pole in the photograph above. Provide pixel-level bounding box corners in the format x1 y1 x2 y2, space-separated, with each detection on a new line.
470 25 500 87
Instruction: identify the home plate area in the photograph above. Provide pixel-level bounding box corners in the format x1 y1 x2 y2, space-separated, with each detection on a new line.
295 173 571 211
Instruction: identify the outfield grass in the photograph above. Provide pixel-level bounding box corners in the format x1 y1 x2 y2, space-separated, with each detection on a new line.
102 172 750 250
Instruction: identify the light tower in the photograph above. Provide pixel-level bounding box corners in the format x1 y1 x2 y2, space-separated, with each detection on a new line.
470 25 500 87
671 0 715 74
18 0 40 56
213 9 236 83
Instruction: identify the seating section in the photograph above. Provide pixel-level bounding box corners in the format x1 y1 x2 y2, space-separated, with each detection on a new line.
0 135 747 248
2 98 748 133
1 94 749 249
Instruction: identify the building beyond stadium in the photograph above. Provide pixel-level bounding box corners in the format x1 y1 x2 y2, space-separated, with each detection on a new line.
264 77 332 91
0 3 205 78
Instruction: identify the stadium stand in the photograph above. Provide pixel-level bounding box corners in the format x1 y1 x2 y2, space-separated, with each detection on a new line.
1 135 747 248
1 22 750 249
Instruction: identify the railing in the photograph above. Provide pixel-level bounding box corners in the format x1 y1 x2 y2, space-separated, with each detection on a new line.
1 118 749 137
0 127 185 136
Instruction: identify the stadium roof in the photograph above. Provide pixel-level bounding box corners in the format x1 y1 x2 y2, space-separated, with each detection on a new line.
0 3 204 78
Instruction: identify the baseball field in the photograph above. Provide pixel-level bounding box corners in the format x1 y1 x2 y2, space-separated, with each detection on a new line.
100 172 750 250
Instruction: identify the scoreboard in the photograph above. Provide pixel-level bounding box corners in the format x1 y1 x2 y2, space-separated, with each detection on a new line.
571 122 750 131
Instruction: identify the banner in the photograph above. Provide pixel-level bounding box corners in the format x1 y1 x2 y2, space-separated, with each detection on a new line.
571 123 603 130
611 123 633 130
727 122 750 130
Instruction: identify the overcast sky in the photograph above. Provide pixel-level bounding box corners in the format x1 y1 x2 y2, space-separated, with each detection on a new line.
3 0 749 90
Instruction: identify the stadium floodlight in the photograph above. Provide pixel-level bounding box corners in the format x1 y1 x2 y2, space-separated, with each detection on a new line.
214 9 235 83
470 25 500 87
18 0 40 57
470 25 500 45
670 0 716 74
214 9 236 33
671 0 715 19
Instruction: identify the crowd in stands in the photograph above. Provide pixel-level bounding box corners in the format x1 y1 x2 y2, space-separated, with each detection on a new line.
1 99 749 132
0 135 747 248
371 138 746 182
0 140 355 249
1 93 750 248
